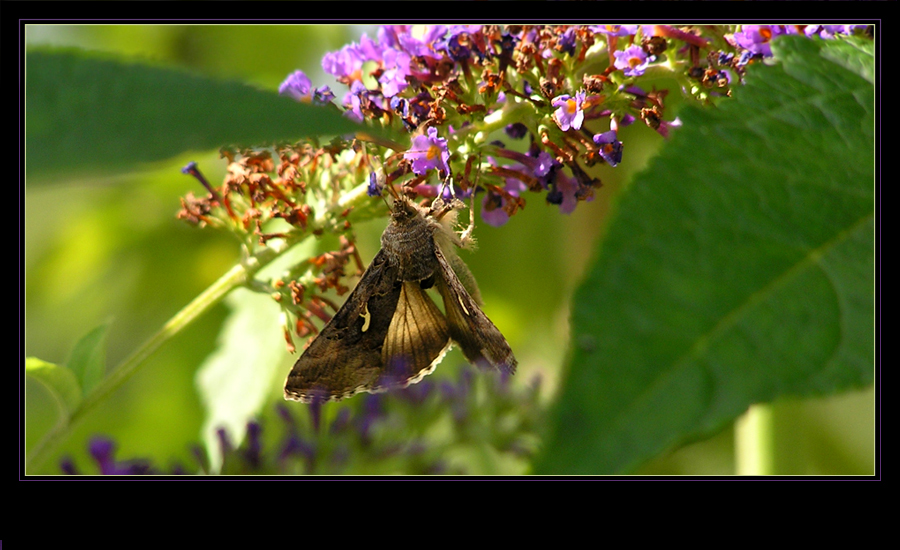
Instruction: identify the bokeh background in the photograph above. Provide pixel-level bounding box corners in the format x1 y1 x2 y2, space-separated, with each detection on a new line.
24 24 874 475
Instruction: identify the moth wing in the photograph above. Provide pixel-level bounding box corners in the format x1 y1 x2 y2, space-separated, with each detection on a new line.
433 244 517 373
284 249 401 402
380 281 452 388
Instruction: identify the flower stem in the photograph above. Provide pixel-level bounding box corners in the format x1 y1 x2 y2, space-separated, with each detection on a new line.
734 403 776 475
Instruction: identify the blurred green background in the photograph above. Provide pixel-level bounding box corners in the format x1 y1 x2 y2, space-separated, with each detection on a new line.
24 24 873 475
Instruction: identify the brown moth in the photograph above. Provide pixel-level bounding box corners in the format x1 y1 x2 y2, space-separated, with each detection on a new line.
284 195 516 403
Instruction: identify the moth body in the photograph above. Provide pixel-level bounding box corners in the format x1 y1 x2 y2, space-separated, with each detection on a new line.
284 197 516 403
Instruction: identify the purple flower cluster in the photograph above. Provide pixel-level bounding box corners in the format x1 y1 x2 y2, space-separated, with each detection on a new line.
731 24 867 58
268 24 870 228
60 437 156 475
60 366 542 476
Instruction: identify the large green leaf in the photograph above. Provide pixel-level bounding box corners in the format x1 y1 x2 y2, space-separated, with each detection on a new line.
25 48 365 181
193 237 317 471
195 288 292 472
534 36 874 474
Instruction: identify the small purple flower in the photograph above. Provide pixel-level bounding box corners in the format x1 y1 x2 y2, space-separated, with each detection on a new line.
592 25 639 37
656 116 682 139
322 45 364 82
405 127 451 175
329 407 352 435
390 96 408 117
356 393 386 446
558 27 578 56
367 171 384 197
614 45 651 77
312 86 335 105
308 391 325 433
545 170 578 214
87 436 153 475
279 70 335 105
243 421 263 469
397 25 447 59
342 80 368 123
279 70 312 101
733 25 786 57
379 48 413 98
552 90 586 132
505 122 528 140
481 171 528 227
737 50 757 67
593 130 623 167
321 31 389 84
805 25 867 39
439 25 482 62
60 456 79 475
356 33 384 65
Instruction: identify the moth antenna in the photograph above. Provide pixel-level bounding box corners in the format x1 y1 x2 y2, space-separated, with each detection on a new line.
361 141 398 209
384 175 401 202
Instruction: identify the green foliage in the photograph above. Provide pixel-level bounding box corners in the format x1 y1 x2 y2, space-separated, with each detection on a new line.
194 289 292 472
25 48 366 182
26 322 109 421
535 36 874 474
24 27 875 476
65 322 109 396
26 357 82 420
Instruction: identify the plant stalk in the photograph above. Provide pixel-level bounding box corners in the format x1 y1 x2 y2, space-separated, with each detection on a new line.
735 403 776 475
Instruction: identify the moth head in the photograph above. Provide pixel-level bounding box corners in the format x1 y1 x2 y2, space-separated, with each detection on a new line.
389 196 420 223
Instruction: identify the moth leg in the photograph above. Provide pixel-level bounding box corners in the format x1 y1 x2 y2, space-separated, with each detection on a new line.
458 184 477 249
457 154 483 249
436 172 453 201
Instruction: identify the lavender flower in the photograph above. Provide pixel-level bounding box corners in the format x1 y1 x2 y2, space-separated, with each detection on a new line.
60 362 543 476
614 45 651 77
279 70 313 100
552 91 586 132
405 127 451 175
367 171 384 197
379 48 413 98
481 172 527 227
593 130 624 167
342 80 368 123
733 25 787 57
592 25 639 37
279 70 334 105
545 170 578 215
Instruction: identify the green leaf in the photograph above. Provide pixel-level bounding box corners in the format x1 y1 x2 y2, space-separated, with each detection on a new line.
26 357 82 421
25 47 367 182
65 323 109 395
534 36 874 475
195 288 292 472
